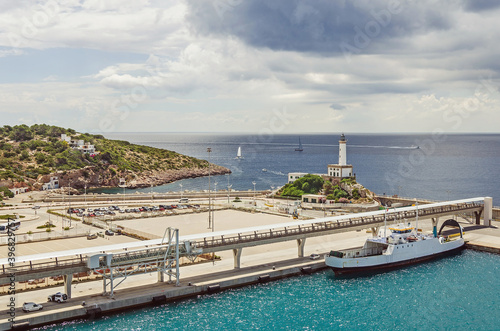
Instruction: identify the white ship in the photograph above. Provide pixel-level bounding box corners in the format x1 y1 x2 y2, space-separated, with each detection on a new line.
325 219 465 275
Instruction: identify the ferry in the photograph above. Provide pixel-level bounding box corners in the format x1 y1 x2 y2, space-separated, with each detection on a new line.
325 220 465 275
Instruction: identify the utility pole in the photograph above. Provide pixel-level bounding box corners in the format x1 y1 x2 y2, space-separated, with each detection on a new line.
68 180 71 227
226 173 231 204
207 147 212 229
252 181 256 207
271 185 275 209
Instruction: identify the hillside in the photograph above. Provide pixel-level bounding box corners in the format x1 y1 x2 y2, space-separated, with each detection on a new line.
0 124 230 191
279 174 374 203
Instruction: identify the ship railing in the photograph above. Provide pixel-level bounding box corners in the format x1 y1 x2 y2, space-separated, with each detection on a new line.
329 247 385 259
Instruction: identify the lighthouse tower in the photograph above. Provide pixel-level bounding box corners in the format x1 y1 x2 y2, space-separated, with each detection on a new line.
338 133 347 166
327 133 354 180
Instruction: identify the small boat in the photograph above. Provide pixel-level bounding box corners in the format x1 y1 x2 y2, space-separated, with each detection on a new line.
325 211 465 275
262 168 267 172
235 146 243 159
295 137 303 151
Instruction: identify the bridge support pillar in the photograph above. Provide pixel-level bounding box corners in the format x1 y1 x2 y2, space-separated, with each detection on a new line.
371 227 379 237
432 217 439 238
297 238 306 258
158 262 164 282
484 197 493 226
233 248 242 269
474 210 482 225
63 274 72 298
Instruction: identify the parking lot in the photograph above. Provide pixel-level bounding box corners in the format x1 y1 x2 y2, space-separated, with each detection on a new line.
67 203 202 218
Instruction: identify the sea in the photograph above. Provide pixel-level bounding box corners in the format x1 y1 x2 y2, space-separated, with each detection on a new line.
44 133 500 330
91 133 500 204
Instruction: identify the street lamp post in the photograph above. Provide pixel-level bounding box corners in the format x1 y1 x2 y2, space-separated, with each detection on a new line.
84 184 87 206
252 181 256 207
207 147 212 229
119 178 126 205
180 183 183 201
323 199 326 217
226 173 231 204
271 185 275 209
213 182 217 233
68 180 71 227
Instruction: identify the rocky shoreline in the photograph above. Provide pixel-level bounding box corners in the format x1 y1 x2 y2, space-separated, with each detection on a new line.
9 165 232 193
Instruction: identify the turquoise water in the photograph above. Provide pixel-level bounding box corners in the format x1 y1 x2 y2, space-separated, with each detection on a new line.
41 250 500 330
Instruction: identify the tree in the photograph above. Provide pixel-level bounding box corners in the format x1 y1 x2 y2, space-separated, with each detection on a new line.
10 124 33 141
20 150 30 160
323 181 334 195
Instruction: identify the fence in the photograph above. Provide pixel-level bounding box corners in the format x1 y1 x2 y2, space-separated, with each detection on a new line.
0 227 90 245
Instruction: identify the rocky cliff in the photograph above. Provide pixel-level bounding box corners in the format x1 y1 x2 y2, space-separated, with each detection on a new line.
32 164 230 191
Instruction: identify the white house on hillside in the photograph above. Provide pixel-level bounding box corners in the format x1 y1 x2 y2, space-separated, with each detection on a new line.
42 176 59 190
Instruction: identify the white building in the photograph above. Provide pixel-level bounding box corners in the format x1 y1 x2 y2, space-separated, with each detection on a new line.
60 134 96 154
287 172 309 183
9 187 29 195
42 176 59 190
327 133 354 179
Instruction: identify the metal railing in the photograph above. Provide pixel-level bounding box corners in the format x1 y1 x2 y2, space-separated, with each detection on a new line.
0 201 483 278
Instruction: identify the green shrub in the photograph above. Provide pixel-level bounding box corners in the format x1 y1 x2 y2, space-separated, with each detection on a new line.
0 186 14 198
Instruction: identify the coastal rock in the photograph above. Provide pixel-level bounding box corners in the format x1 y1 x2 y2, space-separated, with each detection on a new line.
34 164 231 192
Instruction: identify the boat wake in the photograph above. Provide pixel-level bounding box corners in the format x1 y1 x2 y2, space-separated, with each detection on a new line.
262 169 286 176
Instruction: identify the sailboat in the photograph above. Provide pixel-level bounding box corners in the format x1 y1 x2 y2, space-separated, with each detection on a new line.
235 146 243 159
295 137 303 151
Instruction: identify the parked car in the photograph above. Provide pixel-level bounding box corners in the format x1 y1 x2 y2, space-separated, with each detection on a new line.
32 205 41 209
87 233 98 240
309 254 321 260
23 302 43 312
47 292 67 303
105 230 114 236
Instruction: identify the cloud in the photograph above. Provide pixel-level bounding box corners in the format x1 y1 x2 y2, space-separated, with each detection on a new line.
330 103 346 110
185 0 455 56
463 0 500 12
0 1 499 134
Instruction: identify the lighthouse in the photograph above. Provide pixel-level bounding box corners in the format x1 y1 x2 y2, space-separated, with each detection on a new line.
338 133 347 166
327 133 354 180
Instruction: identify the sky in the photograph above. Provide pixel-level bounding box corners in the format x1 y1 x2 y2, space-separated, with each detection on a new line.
0 0 499 134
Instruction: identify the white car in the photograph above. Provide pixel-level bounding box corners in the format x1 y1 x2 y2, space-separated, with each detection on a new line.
309 254 321 260
23 302 43 312
47 292 68 303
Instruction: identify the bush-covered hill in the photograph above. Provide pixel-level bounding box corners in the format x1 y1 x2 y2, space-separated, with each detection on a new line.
0 124 229 190
279 174 373 203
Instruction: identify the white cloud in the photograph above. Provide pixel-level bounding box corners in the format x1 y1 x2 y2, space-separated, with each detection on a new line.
0 0 499 133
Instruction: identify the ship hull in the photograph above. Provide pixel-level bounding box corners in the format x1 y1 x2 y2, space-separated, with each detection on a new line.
326 238 465 275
